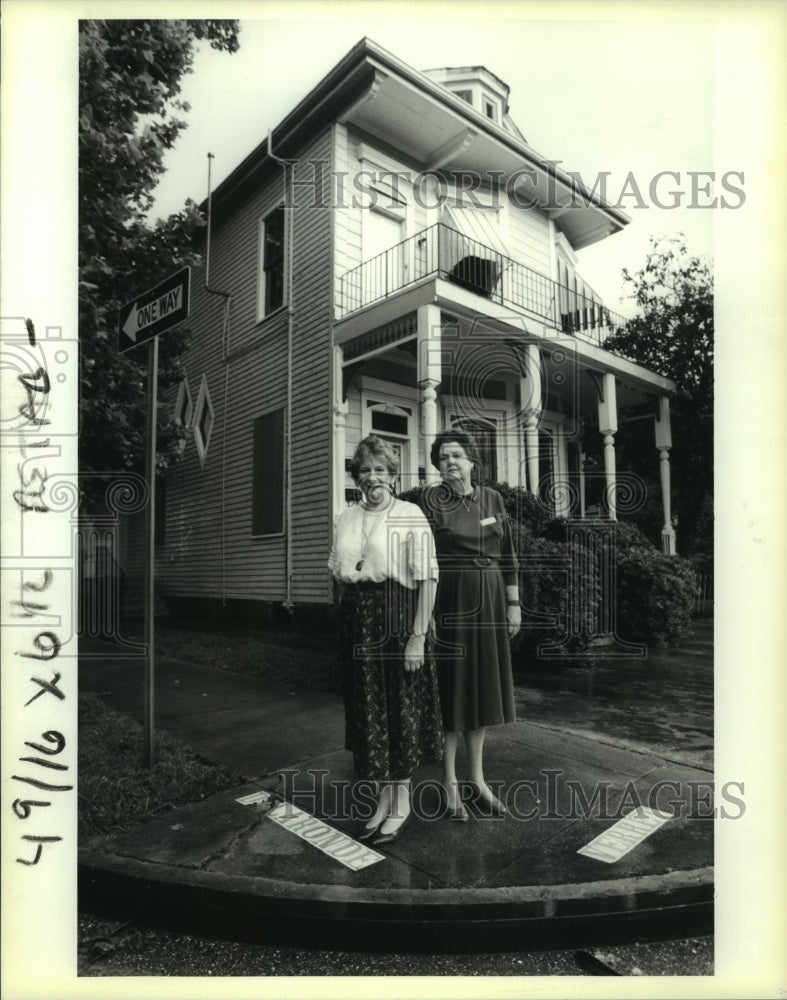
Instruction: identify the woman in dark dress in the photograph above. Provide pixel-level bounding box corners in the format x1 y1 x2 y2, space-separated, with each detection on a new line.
421 429 521 819
329 435 443 845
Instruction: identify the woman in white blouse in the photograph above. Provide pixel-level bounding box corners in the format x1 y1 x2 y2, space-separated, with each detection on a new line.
329 435 442 846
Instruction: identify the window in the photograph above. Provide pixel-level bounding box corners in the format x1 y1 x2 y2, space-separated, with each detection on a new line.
362 396 415 494
258 207 285 319
454 89 473 105
252 408 285 535
484 100 497 121
362 207 405 303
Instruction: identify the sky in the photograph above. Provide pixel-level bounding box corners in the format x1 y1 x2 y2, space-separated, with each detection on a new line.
150 11 718 315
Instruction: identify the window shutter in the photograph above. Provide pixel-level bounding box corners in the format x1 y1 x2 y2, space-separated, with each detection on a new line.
252 409 285 535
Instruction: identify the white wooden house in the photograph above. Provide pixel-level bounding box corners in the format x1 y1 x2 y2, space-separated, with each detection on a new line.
156 38 677 623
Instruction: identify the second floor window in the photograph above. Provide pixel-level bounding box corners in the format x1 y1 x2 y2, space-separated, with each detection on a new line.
259 207 285 318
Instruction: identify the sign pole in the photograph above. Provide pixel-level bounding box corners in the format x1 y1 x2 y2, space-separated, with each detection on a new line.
117 266 189 767
143 336 159 768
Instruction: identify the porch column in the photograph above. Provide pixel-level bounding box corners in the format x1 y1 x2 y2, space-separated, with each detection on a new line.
417 303 441 483
555 424 570 518
655 395 676 554
520 343 542 494
333 345 349 512
597 372 618 520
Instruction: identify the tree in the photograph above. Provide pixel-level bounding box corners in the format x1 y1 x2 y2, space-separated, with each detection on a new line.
78 19 240 508
602 234 713 558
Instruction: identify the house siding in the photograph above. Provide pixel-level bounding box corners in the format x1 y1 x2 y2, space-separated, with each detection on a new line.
157 129 334 607
333 122 553 291
289 128 334 603
506 200 552 276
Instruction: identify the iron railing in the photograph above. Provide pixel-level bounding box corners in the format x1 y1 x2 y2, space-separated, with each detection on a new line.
338 223 629 346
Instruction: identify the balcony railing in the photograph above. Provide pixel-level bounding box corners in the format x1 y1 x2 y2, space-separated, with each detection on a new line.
338 223 628 346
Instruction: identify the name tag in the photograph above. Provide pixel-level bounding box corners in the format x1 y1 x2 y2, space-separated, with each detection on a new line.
480 516 496 526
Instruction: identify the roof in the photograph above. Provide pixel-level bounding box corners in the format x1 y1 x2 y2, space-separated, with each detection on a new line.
206 37 630 249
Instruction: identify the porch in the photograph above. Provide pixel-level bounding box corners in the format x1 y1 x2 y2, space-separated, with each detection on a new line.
332 296 678 554
337 221 630 353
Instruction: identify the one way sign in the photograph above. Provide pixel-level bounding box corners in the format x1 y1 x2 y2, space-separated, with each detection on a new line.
118 267 191 352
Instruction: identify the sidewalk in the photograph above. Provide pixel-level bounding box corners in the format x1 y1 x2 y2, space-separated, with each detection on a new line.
78 631 714 952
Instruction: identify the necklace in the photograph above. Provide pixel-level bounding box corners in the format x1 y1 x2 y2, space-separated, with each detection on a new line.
458 488 474 512
355 506 387 572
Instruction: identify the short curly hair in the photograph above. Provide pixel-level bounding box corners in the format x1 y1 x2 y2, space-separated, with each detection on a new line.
348 434 399 481
429 427 482 471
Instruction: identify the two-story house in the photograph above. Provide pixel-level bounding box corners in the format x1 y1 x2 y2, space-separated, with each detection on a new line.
156 37 677 624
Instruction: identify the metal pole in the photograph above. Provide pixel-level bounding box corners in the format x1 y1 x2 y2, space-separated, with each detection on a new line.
143 336 159 767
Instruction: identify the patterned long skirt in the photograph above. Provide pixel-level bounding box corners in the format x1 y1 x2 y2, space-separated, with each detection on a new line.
338 580 443 782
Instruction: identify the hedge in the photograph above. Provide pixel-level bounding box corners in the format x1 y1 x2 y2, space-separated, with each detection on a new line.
400 482 696 657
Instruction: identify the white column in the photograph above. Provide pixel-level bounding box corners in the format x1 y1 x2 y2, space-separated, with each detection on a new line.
333 345 349 513
597 372 618 520
655 395 676 555
520 343 542 494
555 423 570 518
417 303 441 483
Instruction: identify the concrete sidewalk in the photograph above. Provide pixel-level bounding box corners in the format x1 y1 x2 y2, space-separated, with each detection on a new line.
78 635 714 952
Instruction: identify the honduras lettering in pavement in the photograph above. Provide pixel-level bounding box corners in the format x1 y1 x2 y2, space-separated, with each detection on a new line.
267 802 385 870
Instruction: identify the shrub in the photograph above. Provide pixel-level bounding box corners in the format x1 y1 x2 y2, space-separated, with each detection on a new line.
612 539 697 647
515 530 600 668
403 481 696 651
614 519 660 553
484 481 553 539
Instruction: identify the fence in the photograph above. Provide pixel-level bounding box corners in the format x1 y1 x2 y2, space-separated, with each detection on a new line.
691 571 714 617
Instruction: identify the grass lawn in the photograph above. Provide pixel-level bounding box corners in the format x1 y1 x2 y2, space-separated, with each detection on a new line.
79 692 246 839
137 620 341 692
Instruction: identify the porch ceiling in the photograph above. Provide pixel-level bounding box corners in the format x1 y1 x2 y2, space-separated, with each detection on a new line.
334 278 675 404
339 309 670 438
435 315 665 420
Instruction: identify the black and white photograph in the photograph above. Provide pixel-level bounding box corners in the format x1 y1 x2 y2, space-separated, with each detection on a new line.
1 2 785 996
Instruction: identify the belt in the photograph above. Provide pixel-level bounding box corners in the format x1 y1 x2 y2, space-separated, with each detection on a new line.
439 557 500 569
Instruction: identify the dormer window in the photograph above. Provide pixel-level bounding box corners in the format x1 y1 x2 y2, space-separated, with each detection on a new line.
424 65 510 132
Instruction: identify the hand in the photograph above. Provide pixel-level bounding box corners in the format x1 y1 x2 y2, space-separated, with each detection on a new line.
506 604 521 639
404 633 425 672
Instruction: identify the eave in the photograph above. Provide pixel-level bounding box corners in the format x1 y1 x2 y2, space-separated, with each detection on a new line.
205 37 630 251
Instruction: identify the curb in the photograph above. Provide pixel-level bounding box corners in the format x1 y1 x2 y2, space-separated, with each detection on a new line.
78 851 713 953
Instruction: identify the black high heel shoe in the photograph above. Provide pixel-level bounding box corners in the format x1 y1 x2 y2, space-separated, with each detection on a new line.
443 788 469 822
370 810 413 847
357 819 384 841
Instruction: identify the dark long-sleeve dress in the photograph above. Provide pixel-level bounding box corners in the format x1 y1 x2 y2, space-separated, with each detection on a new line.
421 483 518 732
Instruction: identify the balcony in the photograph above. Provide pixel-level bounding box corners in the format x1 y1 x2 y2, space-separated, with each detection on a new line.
337 223 628 347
